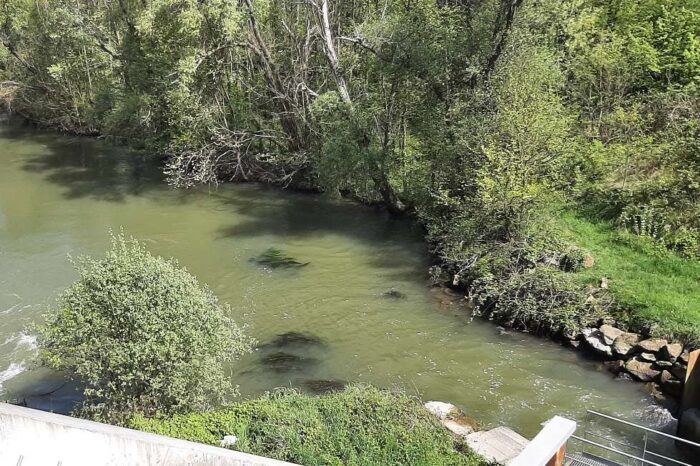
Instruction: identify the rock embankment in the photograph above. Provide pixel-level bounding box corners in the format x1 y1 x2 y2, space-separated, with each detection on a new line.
573 324 690 401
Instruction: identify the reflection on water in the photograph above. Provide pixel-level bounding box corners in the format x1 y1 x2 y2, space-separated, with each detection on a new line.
0 115 672 438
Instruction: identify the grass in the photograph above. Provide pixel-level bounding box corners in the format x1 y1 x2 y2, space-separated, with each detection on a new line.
129 385 484 466
556 210 700 343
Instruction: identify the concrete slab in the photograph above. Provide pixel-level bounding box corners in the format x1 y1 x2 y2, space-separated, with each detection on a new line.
466 426 529 464
0 403 297 466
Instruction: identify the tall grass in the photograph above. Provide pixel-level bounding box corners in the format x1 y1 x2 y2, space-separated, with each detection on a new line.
130 385 484 466
557 211 700 344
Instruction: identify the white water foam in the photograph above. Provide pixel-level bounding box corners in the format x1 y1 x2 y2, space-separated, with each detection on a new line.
0 362 26 393
16 333 38 351
1 332 38 353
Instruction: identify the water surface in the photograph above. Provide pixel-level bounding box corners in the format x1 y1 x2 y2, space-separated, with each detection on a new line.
0 116 669 437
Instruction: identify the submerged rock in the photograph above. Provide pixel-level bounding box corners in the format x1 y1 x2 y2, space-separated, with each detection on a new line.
302 379 346 394
259 331 325 350
260 351 318 372
659 370 684 398
381 289 407 299
250 248 309 269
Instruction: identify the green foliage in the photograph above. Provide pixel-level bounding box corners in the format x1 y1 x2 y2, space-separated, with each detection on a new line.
473 267 607 337
3 0 700 343
130 385 483 466
37 233 253 423
558 211 700 344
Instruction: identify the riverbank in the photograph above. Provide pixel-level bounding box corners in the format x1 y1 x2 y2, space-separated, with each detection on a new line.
2 110 695 412
130 385 485 466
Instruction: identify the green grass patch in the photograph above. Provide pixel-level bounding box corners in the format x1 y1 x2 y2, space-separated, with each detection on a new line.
556 210 700 343
129 385 484 466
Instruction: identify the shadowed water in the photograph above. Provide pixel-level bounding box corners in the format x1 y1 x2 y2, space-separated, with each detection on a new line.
0 115 672 438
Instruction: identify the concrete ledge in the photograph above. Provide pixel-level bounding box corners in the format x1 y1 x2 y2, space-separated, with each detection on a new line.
0 403 297 466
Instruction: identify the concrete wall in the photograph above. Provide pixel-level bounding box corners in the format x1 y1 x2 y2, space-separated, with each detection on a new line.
0 403 297 466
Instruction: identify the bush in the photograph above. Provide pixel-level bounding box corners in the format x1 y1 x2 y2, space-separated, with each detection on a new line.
130 385 483 466
38 233 253 422
473 267 608 337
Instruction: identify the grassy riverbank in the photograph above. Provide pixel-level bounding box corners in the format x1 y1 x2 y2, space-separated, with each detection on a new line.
557 211 700 343
130 385 484 466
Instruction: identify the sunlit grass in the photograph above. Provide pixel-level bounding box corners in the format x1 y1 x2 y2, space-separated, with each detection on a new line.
130 385 483 466
556 210 700 343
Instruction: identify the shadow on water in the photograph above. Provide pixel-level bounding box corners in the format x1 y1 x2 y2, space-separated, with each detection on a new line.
1 116 163 202
210 187 431 285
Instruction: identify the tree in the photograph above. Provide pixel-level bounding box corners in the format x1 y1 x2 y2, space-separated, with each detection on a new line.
38 233 252 423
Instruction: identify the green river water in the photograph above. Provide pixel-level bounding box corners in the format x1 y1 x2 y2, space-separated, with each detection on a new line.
0 115 673 438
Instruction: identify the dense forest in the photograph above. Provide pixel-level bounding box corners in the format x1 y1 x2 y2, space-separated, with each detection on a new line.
1 0 699 342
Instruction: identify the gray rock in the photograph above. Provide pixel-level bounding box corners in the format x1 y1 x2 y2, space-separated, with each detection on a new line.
655 360 673 369
424 401 458 420
635 338 668 354
442 419 475 437
659 343 684 362
625 358 661 382
660 370 684 399
612 333 640 357
639 352 657 362
582 328 613 357
220 435 238 447
604 360 625 375
567 339 581 350
600 325 623 345
680 351 691 365
671 363 687 381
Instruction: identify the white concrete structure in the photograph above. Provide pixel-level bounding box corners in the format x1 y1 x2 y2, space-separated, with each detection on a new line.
0 403 298 466
510 416 577 466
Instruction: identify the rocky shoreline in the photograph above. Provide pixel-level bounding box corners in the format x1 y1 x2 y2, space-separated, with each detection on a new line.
575 324 689 404
431 286 691 408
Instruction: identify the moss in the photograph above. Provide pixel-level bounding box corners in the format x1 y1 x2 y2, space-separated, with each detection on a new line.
129 385 484 466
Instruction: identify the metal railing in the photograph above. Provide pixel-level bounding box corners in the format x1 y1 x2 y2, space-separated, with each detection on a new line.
567 409 699 466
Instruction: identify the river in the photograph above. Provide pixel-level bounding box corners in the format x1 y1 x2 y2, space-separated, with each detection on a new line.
0 115 671 438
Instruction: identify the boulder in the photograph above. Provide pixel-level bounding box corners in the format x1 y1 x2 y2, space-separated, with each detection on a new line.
680 351 691 365
442 419 475 437
220 435 238 448
424 401 477 438
604 360 625 375
671 363 687 381
612 333 640 357
635 338 668 354
659 343 683 362
567 339 581 350
424 401 458 420
600 325 623 345
582 328 613 357
639 352 657 363
655 360 673 369
625 358 661 382
659 370 684 399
